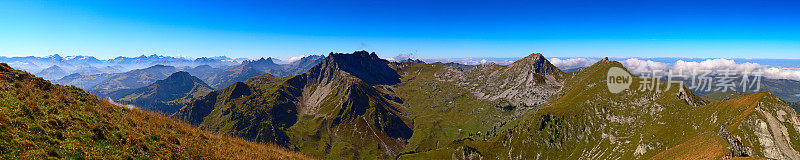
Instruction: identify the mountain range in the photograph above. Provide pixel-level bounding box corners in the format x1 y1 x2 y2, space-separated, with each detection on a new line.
168 51 800 159
9 50 800 159
0 54 248 80
54 55 324 97
204 55 324 89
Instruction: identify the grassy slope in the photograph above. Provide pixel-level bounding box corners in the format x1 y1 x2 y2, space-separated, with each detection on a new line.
400 58 800 159
648 132 728 160
0 63 307 159
392 62 517 155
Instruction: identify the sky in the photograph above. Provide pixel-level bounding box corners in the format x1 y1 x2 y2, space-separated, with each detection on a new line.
1 0 799 60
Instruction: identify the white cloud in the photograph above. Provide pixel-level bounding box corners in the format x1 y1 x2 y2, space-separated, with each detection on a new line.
284 55 310 63
619 58 800 81
619 58 670 75
392 53 414 62
549 58 597 70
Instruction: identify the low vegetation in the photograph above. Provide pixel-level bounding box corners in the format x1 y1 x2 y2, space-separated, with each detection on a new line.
0 63 307 159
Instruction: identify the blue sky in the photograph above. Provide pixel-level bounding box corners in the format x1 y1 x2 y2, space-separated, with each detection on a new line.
1 0 799 59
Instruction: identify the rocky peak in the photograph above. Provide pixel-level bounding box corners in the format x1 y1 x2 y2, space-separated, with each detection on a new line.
600 57 610 63
508 53 563 75
243 57 277 65
313 51 400 85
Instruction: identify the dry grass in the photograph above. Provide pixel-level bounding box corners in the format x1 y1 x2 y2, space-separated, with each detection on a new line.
649 132 728 160
0 63 311 159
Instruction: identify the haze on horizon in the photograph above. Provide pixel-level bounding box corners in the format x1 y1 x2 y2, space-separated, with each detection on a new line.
1 0 799 59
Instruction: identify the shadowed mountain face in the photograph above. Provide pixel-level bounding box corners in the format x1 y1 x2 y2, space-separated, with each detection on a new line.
0 63 305 159
106 71 214 115
173 51 411 159
311 51 401 86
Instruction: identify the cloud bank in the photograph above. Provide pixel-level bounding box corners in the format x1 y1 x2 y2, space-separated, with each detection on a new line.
548 58 598 70
619 58 800 81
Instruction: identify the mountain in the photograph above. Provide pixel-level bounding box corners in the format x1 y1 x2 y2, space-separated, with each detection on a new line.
671 75 800 107
165 51 800 159
400 56 800 159
87 65 179 96
183 65 224 82
399 58 425 63
55 73 115 90
106 71 214 115
35 65 68 80
702 91 751 101
205 56 324 89
173 51 412 159
443 62 476 71
286 55 325 75
0 63 305 159
1 54 242 79
439 53 566 107
204 59 272 89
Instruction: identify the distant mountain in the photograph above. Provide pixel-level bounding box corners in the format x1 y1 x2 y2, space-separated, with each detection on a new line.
701 91 750 101
0 63 305 159
173 51 411 159
205 55 324 89
1 54 243 78
399 58 425 63
106 71 214 115
285 55 325 75
36 65 68 80
183 64 224 82
3 54 326 91
55 73 115 90
87 65 179 96
204 58 278 90
443 62 476 71
673 76 800 103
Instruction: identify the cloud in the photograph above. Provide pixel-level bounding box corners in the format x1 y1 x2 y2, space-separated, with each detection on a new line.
619 58 670 75
549 58 597 70
284 55 310 63
619 58 800 81
389 53 415 62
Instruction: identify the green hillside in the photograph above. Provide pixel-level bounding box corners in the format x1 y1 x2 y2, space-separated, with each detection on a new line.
400 57 800 160
0 63 307 159
167 51 800 159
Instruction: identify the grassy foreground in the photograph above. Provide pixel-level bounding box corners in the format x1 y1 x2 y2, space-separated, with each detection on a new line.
0 63 308 159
